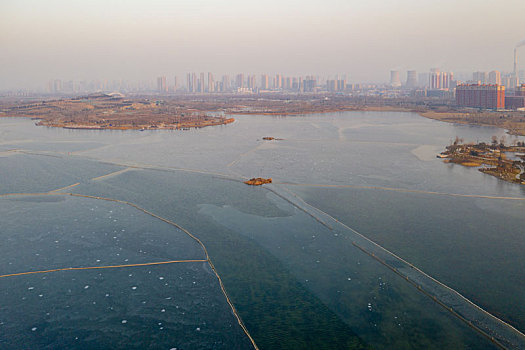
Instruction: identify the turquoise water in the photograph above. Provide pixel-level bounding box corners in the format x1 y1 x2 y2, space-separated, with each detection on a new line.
1 112 524 349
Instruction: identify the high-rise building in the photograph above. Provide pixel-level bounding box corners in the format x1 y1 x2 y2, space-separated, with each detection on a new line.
326 78 345 92
441 72 450 89
509 76 519 89
285 77 293 90
260 74 269 90
199 73 205 93
456 84 505 109
472 71 488 84
488 71 501 85
187 73 198 93
173 76 178 92
222 75 230 91
326 80 337 92
390 70 401 87
441 72 448 89
338 79 346 91
235 74 244 89
208 72 214 93
303 78 316 92
430 68 441 89
247 75 256 89
157 76 167 93
53 79 62 93
292 77 299 91
275 74 282 89
187 73 192 92
406 70 417 88
429 69 453 90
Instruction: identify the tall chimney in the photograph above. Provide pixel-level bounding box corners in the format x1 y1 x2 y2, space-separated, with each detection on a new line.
515 48 518 77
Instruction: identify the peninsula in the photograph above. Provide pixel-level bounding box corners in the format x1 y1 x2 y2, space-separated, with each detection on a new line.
0 93 234 130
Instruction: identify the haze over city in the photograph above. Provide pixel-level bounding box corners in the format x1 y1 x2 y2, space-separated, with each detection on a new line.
4 1 525 349
2 0 525 90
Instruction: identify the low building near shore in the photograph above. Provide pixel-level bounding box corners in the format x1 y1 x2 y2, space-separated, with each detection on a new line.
505 84 525 110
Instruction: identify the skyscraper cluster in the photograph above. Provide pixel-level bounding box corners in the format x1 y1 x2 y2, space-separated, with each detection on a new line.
469 70 519 89
429 69 454 90
178 73 351 94
46 79 148 94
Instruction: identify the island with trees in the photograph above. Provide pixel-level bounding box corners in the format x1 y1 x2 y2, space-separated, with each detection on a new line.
439 136 525 184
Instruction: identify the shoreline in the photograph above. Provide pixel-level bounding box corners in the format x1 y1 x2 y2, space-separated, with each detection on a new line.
3 93 524 136
35 117 235 131
417 111 525 137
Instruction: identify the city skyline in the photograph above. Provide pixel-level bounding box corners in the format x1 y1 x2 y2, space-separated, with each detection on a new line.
2 0 525 90
33 66 525 95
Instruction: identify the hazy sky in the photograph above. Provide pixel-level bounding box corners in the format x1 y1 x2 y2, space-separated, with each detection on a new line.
1 0 525 89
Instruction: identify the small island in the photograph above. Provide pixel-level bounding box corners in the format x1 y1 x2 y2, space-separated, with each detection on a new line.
244 178 273 186
262 137 284 141
439 137 525 184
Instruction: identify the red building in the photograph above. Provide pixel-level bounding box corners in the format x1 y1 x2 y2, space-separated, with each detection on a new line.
456 84 505 109
505 84 525 109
